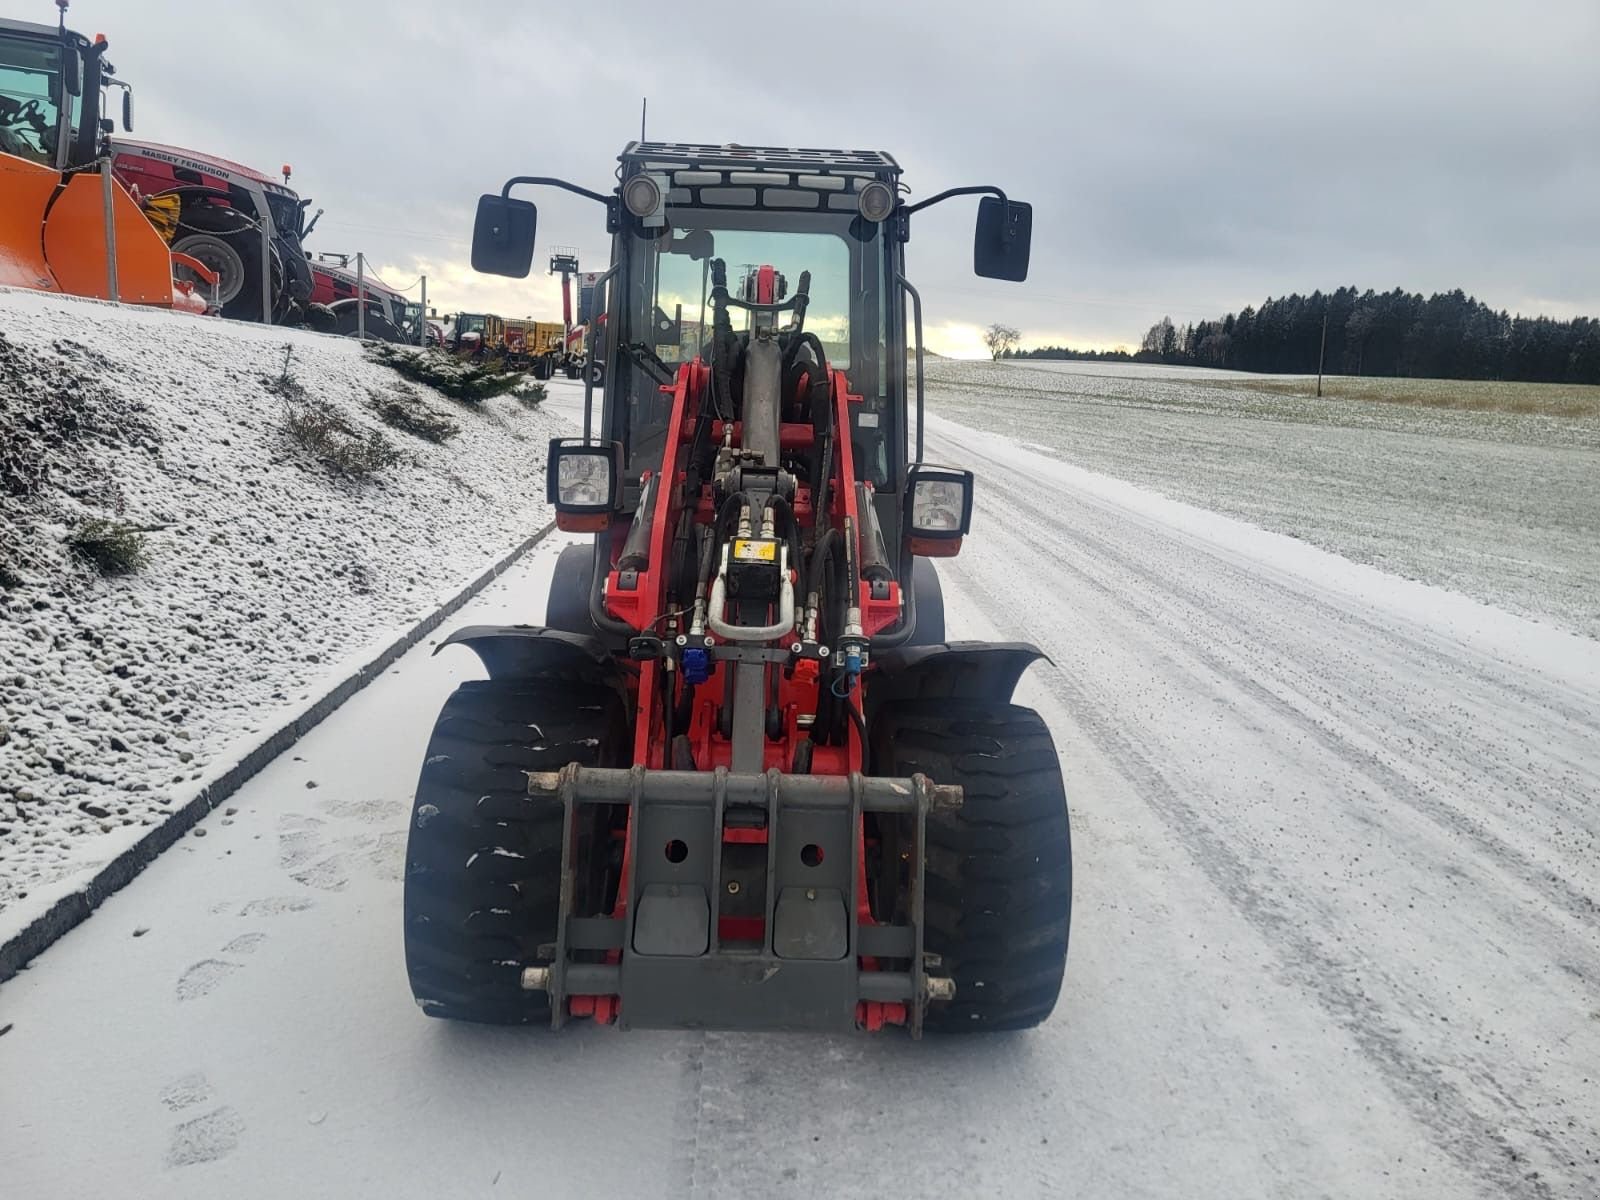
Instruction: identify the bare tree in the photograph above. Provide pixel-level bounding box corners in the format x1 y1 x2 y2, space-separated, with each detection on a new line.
983 323 1021 360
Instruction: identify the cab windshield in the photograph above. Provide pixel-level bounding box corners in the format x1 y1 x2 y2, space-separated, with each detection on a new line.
615 207 897 487
0 30 75 168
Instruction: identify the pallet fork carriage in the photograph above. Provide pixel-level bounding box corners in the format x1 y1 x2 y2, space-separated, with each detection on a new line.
404 143 1070 1036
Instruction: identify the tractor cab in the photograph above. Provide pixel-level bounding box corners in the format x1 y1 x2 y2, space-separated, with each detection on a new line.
0 10 133 171
473 143 1032 640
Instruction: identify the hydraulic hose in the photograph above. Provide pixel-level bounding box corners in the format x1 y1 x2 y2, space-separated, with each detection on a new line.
766 495 804 581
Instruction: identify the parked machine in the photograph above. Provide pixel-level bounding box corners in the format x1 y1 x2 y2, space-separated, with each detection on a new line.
111 140 313 324
403 142 1068 1036
306 252 410 341
0 9 211 312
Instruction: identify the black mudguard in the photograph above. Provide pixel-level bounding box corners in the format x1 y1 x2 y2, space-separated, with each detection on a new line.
434 624 625 692
544 542 597 636
866 641 1048 725
906 561 946 646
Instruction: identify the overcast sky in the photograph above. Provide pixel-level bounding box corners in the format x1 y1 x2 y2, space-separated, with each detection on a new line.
86 0 1600 354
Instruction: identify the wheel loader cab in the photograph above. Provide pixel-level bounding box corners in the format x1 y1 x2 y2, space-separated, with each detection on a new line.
424 143 1068 1038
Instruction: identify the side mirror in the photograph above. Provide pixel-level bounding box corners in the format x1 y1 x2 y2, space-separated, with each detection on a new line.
904 464 975 558
63 44 80 95
472 194 536 278
547 438 624 532
121 88 133 131
974 196 1032 282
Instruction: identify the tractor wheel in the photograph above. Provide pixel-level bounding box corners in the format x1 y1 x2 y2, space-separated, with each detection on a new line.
871 699 1071 1032
564 358 582 380
172 204 279 322
333 306 403 343
404 678 627 1025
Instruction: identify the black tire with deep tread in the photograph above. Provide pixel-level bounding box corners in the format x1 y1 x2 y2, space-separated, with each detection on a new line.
872 700 1071 1032
404 678 627 1025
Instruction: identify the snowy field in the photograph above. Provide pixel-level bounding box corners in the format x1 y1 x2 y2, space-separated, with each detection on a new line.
928 359 1600 638
1 378 1595 1198
0 290 560 943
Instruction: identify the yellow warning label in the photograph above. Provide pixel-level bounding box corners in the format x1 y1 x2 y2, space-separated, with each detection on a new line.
732 539 777 563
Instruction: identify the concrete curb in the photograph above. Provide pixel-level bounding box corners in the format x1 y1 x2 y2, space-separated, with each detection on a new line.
0 520 557 982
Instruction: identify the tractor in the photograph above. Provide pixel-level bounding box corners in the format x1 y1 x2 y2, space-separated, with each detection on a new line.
111 140 314 325
0 8 212 313
404 143 1070 1036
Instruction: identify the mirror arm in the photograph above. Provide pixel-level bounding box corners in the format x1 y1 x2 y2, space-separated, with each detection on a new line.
903 184 1008 216
500 175 611 206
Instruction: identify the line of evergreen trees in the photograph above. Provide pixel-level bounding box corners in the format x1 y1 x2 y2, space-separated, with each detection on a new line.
1006 288 1600 384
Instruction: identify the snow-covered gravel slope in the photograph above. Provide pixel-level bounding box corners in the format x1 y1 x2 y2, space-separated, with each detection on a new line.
0 290 560 938
1 399 1595 1199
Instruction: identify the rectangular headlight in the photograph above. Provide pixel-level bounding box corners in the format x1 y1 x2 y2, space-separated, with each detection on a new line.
906 464 974 537
546 438 623 516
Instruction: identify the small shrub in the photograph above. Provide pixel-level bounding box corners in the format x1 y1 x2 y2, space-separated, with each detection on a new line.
515 380 548 408
265 344 308 402
67 518 149 575
370 387 460 443
283 402 403 479
366 342 531 404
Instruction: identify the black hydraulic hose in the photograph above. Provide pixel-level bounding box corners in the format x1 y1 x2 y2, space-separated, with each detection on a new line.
716 491 750 544
710 259 734 419
673 680 696 735
696 520 718 585
766 495 803 578
811 430 834 539
842 515 861 613
807 528 844 617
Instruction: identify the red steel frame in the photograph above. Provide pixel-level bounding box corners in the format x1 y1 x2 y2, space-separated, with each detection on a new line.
566 342 907 1029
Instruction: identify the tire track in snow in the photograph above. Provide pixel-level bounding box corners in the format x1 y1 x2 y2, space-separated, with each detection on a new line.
974 461 1600 939
931 427 1597 1198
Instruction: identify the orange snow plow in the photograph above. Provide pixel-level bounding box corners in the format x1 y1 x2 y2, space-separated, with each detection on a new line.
0 9 213 313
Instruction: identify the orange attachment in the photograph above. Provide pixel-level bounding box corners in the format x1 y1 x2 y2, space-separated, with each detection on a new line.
44 172 178 305
0 154 61 291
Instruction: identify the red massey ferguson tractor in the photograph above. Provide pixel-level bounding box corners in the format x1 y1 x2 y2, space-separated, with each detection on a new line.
111 138 315 324
404 143 1070 1036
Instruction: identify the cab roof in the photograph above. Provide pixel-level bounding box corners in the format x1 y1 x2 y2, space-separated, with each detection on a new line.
621 142 900 177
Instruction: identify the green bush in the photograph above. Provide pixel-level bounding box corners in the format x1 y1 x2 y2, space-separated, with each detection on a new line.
366 342 531 404
283 402 403 479
67 518 149 575
371 387 460 443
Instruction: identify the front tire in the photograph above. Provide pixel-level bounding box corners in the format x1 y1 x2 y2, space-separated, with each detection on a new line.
404 678 628 1025
872 699 1071 1032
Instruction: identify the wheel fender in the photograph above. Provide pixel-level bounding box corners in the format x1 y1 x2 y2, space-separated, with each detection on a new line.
434 624 623 689
866 641 1049 721
543 542 597 636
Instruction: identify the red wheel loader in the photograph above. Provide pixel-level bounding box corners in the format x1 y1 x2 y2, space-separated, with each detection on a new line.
404 143 1070 1036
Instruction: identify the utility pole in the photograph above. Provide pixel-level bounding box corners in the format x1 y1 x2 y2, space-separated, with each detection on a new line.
1316 309 1328 397
356 252 366 341
418 275 427 347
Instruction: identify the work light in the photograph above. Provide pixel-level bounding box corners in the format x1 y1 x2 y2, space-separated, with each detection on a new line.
622 174 667 227
904 464 974 556
857 180 895 223
546 439 624 531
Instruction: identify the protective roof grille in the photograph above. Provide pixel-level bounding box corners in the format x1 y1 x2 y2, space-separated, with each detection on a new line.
621 142 901 176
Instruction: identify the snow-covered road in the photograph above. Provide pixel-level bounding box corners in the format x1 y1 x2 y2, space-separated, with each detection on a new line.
1 395 1596 1198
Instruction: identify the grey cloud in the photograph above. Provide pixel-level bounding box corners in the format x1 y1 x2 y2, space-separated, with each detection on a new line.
93 0 1600 348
